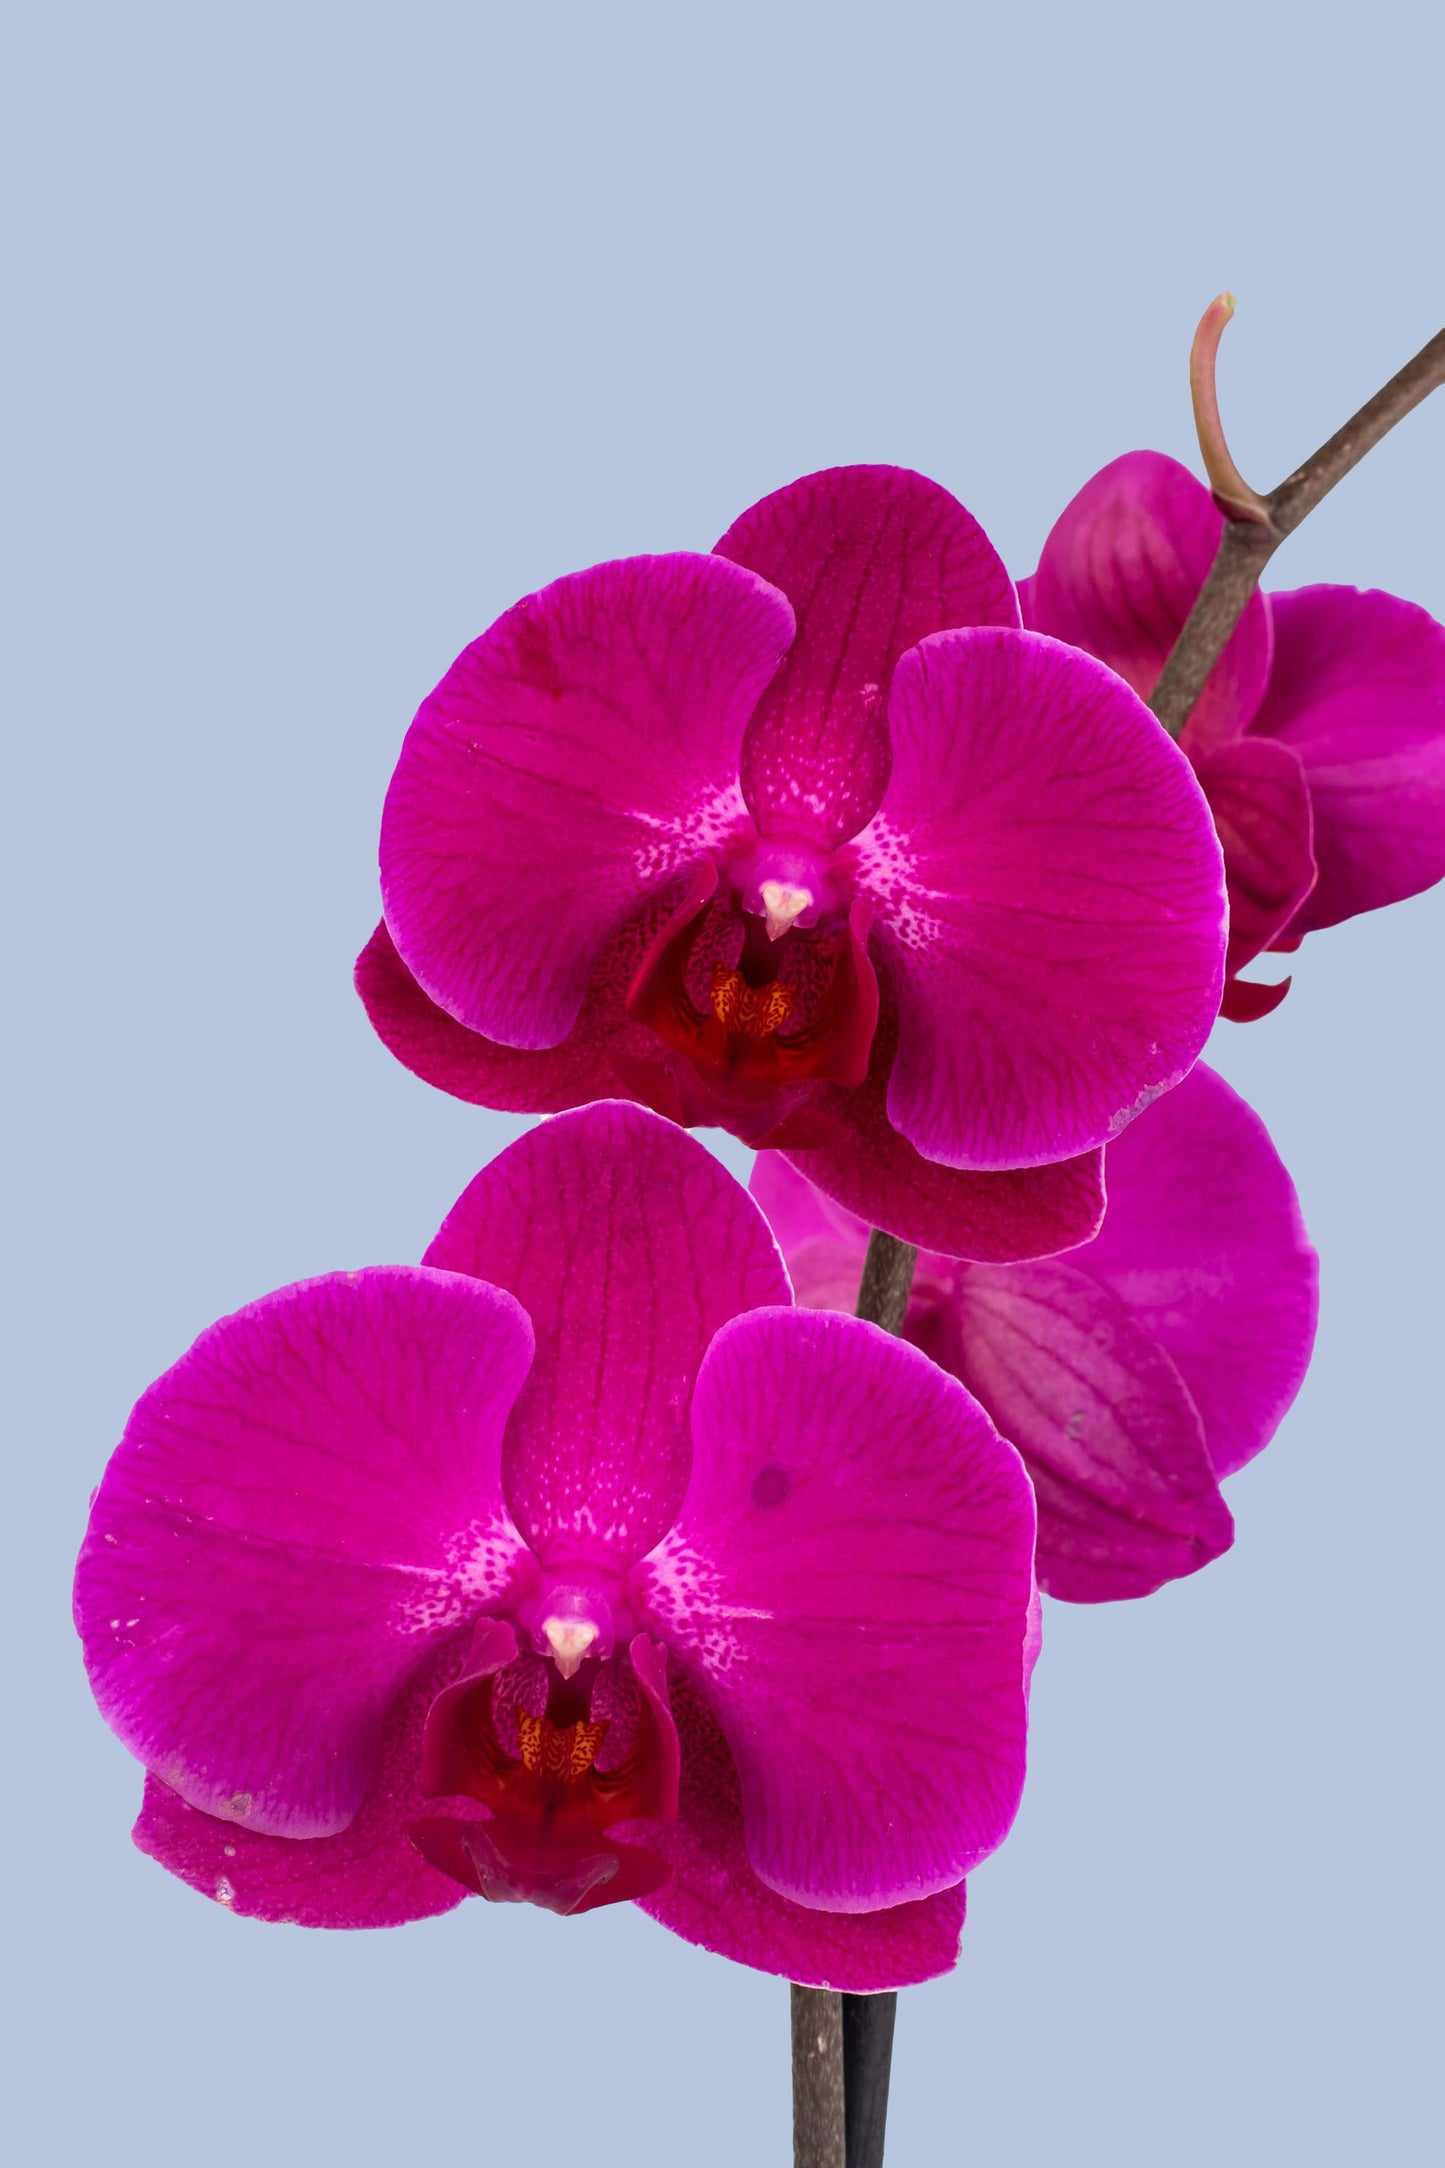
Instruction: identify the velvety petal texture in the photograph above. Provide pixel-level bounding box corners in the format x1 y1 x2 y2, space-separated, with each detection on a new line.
859 628 1226 1167
1023 458 1445 1011
779 995 1105 1259
1020 449 1273 753
424 1102 790 1570
132 1631 479 1927
639 1668 967 1989
1078 1063 1318 1479
645 1308 1036 1905
355 912 663 1112
75 1270 535 1837
1251 585 1445 933
1194 737 1316 974
381 553 794 1047
948 1262 1232 1602
717 464 1018 852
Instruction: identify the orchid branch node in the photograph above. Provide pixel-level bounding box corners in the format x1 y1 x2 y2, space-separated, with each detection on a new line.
1190 294 1276 531
1151 308 1445 738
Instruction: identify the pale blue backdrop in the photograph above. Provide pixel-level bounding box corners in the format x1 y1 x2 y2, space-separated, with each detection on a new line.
6 3 1441 2161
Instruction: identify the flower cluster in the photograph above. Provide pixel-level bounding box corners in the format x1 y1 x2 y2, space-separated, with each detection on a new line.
76 446 1443 1999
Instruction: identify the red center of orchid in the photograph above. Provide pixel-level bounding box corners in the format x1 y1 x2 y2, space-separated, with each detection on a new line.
622 848 880 1147
408 1625 680 1917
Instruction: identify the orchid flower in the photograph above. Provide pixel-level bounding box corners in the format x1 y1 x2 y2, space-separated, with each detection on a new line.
1020 450 1445 1019
752 1064 1318 1602
359 464 1226 1255
75 1102 1039 1990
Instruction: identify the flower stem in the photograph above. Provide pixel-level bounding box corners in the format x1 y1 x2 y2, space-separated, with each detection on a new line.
792 1984 846 2168
789 1230 920 2167
1150 314 1445 739
837 1231 921 2165
854 1227 920 1336
842 1990 899 2168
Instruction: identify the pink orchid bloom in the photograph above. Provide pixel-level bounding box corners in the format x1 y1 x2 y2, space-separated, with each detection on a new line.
359 464 1226 1257
752 1063 1318 1603
75 1103 1039 1990
1020 450 1445 1020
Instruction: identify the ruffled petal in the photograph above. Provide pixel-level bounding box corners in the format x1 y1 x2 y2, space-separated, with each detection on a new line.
1192 736 1317 974
380 554 795 1047
860 627 1225 1169
132 1631 480 1927
74 1271 535 1837
1020 450 1273 753
424 1104 790 1572
717 465 1018 852
355 896 674 1113
1248 584 1445 933
949 1262 1232 1602
639 1668 966 1989
1077 1064 1318 1478
642 1308 1035 1909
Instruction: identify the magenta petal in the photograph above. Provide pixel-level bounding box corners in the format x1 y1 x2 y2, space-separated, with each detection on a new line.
1079 1064 1318 1478
748 1154 872 1315
424 1103 791 1572
771 987 1105 1259
639 1669 965 1989
1219 972 1293 1022
380 553 795 1048
717 466 1018 852
750 1148 867 1266
862 628 1225 1168
952 1261 1233 1602
356 920 618 1110
133 1632 481 1927
752 1159 1231 1602
355 898 676 1114
645 1308 1035 1908
782 1119 1105 1264
1021 450 1273 752
1193 735 1317 974
75 1270 535 1836
1248 584 1445 932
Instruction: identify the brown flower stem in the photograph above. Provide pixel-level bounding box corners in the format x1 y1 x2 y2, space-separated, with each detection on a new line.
1150 314 1445 740
854 1227 920 1337
792 1985 846 2168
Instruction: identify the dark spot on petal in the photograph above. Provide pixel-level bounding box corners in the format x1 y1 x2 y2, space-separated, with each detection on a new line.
751 1465 790 1509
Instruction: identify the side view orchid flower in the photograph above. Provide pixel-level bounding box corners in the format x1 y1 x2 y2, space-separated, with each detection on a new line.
1020 450 1445 1019
752 1063 1318 1602
359 463 1227 1255
74 1102 1039 1991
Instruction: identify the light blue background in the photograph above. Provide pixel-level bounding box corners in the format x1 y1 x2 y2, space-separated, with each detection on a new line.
6 4 1441 2161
